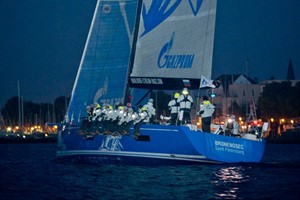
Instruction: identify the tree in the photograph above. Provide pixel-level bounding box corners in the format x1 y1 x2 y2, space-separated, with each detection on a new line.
228 100 246 119
257 81 300 120
54 96 70 123
1 97 19 126
0 97 56 126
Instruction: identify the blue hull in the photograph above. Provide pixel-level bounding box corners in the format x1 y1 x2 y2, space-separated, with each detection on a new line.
56 125 265 165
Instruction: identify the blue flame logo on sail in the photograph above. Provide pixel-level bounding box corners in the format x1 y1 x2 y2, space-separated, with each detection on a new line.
157 32 195 69
93 77 108 104
141 0 181 37
188 0 203 16
141 0 203 37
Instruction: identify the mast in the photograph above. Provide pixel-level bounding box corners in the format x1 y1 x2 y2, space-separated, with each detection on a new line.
123 0 143 106
21 96 24 130
17 81 21 128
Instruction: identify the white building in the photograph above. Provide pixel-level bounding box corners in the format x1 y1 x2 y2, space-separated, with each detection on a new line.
212 74 262 121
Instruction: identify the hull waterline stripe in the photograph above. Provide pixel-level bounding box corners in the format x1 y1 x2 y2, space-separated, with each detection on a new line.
56 150 219 164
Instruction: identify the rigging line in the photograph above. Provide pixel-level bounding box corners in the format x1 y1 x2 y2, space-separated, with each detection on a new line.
199 0 214 77
119 1 133 48
102 11 123 68
104 6 125 63
67 0 99 118
238 0 249 70
238 0 250 121
0 97 12 127
89 1 105 104
123 0 143 105
195 0 214 122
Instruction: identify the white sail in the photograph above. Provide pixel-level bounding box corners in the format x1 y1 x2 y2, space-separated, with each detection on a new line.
130 0 217 89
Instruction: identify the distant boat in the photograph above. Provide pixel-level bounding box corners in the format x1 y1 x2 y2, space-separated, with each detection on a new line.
56 0 267 165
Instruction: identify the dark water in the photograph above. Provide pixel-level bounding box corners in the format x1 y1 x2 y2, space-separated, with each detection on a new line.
1 144 300 200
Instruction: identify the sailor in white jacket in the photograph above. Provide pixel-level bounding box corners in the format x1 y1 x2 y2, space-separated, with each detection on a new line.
198 96 215 133
168 93 180 125
177 88 193 124
143 98 156 123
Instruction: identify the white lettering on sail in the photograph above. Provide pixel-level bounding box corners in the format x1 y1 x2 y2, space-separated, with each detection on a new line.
157 32 195 69
131 78 163 85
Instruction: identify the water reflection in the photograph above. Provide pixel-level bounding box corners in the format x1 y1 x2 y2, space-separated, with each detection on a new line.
215 166 247 183
213 166 249 199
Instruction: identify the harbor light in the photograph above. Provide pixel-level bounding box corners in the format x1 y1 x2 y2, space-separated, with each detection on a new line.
241 125 247 130
6 127 12 132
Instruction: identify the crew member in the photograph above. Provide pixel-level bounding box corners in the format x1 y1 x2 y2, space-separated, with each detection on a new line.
198 95 215 133
177 88 193 124
143 98 156 123
225 115 240 136
133 106 149 137
168 93 180 125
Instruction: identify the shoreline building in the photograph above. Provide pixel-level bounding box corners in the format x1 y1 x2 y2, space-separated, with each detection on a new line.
212 74 262 122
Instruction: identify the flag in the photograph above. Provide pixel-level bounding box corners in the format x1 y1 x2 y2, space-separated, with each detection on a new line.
183 79 191 87
200 75 215 88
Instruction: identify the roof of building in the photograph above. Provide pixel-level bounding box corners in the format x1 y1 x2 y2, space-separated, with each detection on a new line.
214 74 257 94
215 74 257 85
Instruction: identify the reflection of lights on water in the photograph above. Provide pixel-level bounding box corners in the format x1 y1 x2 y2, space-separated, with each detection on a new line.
215 166 246 183
213 166 249 199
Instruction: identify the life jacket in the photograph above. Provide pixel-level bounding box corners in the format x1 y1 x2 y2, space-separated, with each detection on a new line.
178 94 193 110
199 100 215 118
143 102 156 117
168 99 180 114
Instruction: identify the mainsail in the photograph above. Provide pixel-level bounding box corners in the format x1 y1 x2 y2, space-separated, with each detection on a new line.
129 0 217 90
67 1 139 123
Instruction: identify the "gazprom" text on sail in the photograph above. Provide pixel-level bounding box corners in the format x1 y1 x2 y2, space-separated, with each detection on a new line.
159 54 194 68
157 32 195 69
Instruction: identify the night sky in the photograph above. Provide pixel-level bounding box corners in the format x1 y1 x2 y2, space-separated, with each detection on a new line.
0 0 299 105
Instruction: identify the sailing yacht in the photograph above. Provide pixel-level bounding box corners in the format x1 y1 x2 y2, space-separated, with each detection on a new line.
56 0 266 165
